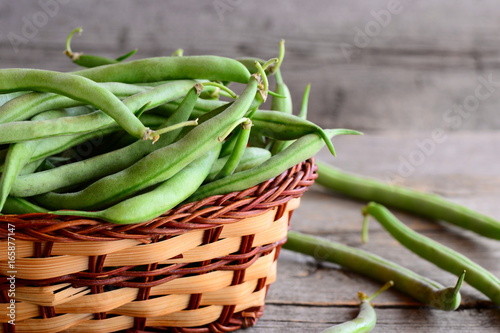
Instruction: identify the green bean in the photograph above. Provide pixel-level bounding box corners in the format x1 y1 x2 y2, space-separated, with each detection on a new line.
363 202 500 305
270 70 292 114
298 83 311 120
50 144 221 224
73 55 251 84
315 161 500 240
64 27 137 68
207 147 271 181
283 231 464 311
160 98 228 117
321 281 393 333
10 103 199 197
0 109 72 210
0 92 25 107
0 82 149 124
35 75 260 210
0 80 195 144
212 118 252 181
268 69 293 155
1 196 48 214
0 69 158 142
251 110 338 156
189 128 360 202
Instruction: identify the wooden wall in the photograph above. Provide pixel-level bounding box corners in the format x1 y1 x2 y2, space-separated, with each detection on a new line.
2 0 500 131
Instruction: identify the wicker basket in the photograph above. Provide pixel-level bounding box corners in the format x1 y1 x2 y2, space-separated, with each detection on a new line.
0 159 316 333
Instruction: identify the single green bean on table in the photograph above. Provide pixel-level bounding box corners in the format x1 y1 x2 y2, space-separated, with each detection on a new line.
315 161 500 240
188 128 361 203
0 82 149 124
11 83 203 197
35 75 261 211
321 281 393 333
0 69 158 142
284 231 464 311
0 80 196 144
363 202 500 305
51 144 222 224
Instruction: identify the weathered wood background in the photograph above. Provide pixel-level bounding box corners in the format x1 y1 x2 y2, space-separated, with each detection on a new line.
1 1 500 332
2 0 500 131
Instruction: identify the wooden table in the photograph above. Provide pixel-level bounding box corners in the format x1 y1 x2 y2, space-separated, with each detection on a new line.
247 131 500 332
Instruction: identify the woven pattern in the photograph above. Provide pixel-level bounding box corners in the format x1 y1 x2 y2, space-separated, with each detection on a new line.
0 159 316 333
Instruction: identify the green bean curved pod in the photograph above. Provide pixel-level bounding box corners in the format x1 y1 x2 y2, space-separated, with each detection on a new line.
51 144 221 224
315 162 500 240
70 49 138 68
251 110 337 156
0 82 149 124
0 92 25 107
284 231 462 311
0 69 157 141
207 147 271 181
212 119 252 181
364 202 500 305
11 84 202 197
1 196 48 214
0 80 195 144
0 109 74 209
189 128 360 202
74 56 251 84
270 70 292 114
35 76 259 210
269 69 293 155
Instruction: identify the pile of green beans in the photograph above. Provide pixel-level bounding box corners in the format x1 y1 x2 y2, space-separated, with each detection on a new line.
0 30 356 225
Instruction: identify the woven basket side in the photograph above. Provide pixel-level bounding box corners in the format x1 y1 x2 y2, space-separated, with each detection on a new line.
0 159 317 333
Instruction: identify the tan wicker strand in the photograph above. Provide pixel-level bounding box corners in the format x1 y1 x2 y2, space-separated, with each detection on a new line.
0 159 317 332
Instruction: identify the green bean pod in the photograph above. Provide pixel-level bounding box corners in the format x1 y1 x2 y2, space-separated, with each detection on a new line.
363 202 500 305
284 231 464 311
1 196 48 214
50 144 221 224
0 69 159 141
74 56 251 84
0 80 195 144
251 110 337 156
0 92 25 107
0 82 149 124
35 75 260 210
212 118 252 181
315 161 500 240
207 147 271 181
64 27 138 68
0 109 73 210
189 128 361 202
268 69 293 155
321 281 393 333
11 84 203 197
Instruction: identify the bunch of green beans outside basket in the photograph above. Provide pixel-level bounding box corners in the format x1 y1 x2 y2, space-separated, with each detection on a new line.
0 27 499 332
